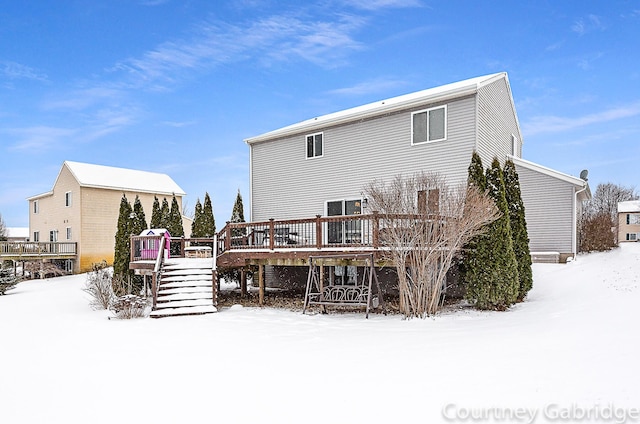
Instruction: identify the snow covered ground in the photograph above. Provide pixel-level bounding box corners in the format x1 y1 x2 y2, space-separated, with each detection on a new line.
1 244 639 424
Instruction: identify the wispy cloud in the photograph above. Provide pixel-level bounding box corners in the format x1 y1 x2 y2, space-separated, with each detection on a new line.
327 78 407 96
112 13 367 89
1 61 48 82
571 14 605 35
343 0 423 11
5 126 77 151
41 87 125 110
577 52 603 70
162 120 197 128
522 102 640 136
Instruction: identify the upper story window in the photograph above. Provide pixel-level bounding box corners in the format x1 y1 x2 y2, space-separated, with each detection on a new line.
66 227 72 240
511 134 518 156
33 231 40 242
412 105 447 145
306 132 323 158
33 200 39 214
65 191 72 207
627 214 640 225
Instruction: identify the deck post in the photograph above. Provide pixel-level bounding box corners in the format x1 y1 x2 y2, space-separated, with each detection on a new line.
240 268 247 297
258 264 265 306
268 219 275 250
315 215 322 249
225 222 231 252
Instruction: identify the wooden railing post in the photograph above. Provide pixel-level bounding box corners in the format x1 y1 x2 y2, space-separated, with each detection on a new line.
269 219 275 250
315 215 322 249
372 211 380 249
225 222 231 252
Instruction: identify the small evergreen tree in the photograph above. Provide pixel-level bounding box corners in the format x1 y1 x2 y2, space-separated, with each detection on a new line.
201 192 216 237
160 198 170 229
168 195 184 237
113 194 133 279
191 198 203 237
469 158 519 310
131 196 148 235
150 196 162 228
230 189 246 237
503 160 533 301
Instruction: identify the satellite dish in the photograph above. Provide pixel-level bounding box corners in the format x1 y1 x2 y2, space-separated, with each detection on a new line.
579 169 589 181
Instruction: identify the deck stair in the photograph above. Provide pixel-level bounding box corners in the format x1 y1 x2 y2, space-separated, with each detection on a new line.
150 258 217 318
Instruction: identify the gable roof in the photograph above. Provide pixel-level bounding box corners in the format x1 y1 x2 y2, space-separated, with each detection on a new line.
510 156 591 200
618 200 640 213
245 72 507 144
28 161 185 200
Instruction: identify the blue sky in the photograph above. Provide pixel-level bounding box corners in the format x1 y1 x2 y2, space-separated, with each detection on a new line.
2 0 639 228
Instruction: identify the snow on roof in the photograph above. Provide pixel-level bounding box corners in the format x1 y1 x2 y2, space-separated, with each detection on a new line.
618 200 640 213
6 227 29 238
245 72 506 144
63 161 185 196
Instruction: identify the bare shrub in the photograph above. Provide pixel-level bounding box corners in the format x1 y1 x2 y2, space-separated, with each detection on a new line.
83 261 114 310
110 295 148 319
365 172 500 318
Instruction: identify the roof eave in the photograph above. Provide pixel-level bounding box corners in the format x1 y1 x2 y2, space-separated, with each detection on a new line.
245 84 481 145
509 155 588 188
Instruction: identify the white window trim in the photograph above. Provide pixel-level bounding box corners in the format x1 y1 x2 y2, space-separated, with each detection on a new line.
305 132 324 159
33 231 40 242
33 200 39 214
65 191 72 207
511 134 518 156
411 105 447 145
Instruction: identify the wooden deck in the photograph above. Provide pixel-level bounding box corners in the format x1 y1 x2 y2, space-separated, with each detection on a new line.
0 241 77 261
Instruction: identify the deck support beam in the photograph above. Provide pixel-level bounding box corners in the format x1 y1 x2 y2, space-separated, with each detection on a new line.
258 264 264 306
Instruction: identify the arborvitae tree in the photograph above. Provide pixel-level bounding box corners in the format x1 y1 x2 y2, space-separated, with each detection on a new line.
201 192 216 237
150 196 162 228
168 195 184 237
131 195 148 235
230 189 246 237
503 159 533 301
461 152 487 298
113 194 133 279
160 198 170 229
467 158 519 310
191 198 203 237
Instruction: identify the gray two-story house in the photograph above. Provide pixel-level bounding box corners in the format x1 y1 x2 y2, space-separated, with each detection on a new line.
245 72 590 263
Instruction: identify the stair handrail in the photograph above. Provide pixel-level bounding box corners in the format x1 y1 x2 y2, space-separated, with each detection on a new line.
151 235 166 310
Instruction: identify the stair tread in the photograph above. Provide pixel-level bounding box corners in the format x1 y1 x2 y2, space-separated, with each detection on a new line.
154 299 214 309
162 274 212 282
163 269 212 276
159 286 213 295
150 305 217 318
157 292 213 302
160 280 212 289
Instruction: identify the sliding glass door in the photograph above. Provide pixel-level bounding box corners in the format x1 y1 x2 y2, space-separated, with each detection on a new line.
326 199 362 244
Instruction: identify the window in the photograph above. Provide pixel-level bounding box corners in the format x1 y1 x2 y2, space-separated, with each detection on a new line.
33 200 39 214
33 231 40 242
627 233 638 241
66 227 72 240
326 199 362 244
64 260 73 273
65 191 72 207
418 189 440 215
306 132 323 158
511 135 518 156
412 105 447 144
627 214 640 225
50 230 58 242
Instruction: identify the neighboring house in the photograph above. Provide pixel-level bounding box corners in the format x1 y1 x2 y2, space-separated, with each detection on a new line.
245 72 590 262
27 161 190 273
5 227 29 242
618 200 640 242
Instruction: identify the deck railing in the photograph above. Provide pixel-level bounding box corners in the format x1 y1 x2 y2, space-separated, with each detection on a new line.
0 241 77 257
216 214 383 255
130 235 216 262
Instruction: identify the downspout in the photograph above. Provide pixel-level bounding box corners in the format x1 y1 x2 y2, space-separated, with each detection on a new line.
572 184 588 260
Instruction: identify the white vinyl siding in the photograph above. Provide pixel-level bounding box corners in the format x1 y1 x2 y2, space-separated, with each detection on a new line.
411 105 447 144
250 96 475 221
516 163 576 254
476 78 522 164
